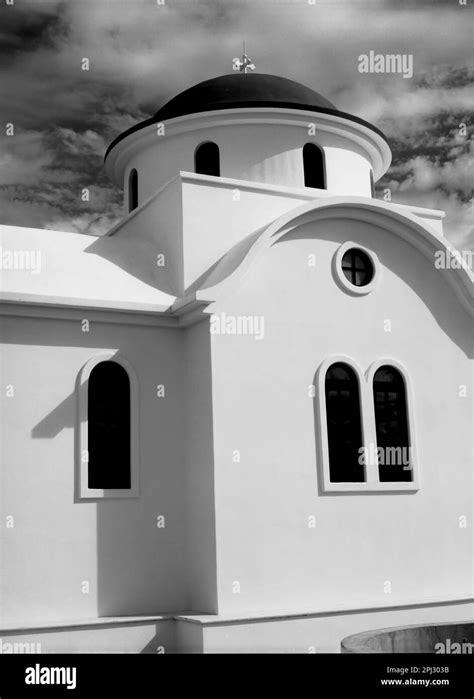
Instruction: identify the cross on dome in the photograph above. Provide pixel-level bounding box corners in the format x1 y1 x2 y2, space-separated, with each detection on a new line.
233 41 256 73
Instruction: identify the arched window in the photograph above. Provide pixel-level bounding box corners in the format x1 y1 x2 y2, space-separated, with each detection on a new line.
325 362 364 482
195 142 220 177
373 366 411 482
88 361 131 489
370 169 375 197
128 169 138 212
303 143 325 189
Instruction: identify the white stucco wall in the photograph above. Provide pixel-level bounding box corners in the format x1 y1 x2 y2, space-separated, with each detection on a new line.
200 601 474 653
1 201 466 631
106 176 445 298
124 122 373 204
0 316 187 625
207 217 473 615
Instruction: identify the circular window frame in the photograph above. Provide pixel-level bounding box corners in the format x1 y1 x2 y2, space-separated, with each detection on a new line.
333 241 380 296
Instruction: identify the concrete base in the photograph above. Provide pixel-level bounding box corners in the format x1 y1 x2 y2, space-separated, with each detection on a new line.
1 599 472 654
341 621 474 653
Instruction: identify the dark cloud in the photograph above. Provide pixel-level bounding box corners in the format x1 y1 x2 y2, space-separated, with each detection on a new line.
0 2 67 57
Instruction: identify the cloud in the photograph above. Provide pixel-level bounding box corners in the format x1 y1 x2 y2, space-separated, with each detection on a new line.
390 152 474 197
44 211 121 237
0 0 472 248
56 128 107 157
0 131 54 186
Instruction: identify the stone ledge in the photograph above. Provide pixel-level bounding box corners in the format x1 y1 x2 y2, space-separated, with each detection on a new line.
0 614 183 635
175 595 474 626
2 595 472 634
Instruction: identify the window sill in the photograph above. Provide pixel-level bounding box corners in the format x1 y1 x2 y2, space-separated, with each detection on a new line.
322 481 419 494
78 487 139 501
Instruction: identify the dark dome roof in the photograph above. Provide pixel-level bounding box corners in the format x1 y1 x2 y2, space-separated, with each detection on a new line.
153 73 337 121
105 73 388 160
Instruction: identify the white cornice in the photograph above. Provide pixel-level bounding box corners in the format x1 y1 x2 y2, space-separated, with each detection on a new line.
0 294 209 328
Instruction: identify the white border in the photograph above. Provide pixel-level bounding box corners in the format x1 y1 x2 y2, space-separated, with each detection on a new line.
333 240 381 296
316 355 419 493
77 352 140 500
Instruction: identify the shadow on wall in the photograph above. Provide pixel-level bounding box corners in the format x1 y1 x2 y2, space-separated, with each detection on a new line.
84 225 179 296
139 621 179 653
181 320 219 615
32 392 75 438
275 222 473 359
16 321 189 620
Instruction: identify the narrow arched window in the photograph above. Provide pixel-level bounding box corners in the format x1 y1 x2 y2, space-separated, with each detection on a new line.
128 169 138 212
88 361 131 489
370 169 375 197
303 143 325 189
325 363 364 482
373 366 411 482
195 142 220 177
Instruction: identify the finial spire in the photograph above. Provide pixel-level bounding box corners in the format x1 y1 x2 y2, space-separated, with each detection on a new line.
233 41 256 74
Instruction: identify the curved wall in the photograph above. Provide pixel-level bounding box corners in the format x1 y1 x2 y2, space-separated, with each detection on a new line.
341 622 474 653
105 111 390 210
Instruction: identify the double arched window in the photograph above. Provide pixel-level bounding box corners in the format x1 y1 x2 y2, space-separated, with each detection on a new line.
129 169 138 212
319 359 415 489
78 355 139 499
195 142 220 177
303 143 326 189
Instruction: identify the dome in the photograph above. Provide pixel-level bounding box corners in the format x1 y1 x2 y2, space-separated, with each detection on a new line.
105 72 388 160
153 73 337 121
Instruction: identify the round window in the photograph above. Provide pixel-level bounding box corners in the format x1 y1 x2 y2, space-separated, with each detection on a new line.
341 248 374 287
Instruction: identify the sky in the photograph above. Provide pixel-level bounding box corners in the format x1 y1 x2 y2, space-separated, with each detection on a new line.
0 0 473 251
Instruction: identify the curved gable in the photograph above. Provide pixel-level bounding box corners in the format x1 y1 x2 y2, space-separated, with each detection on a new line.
191 197 473 317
